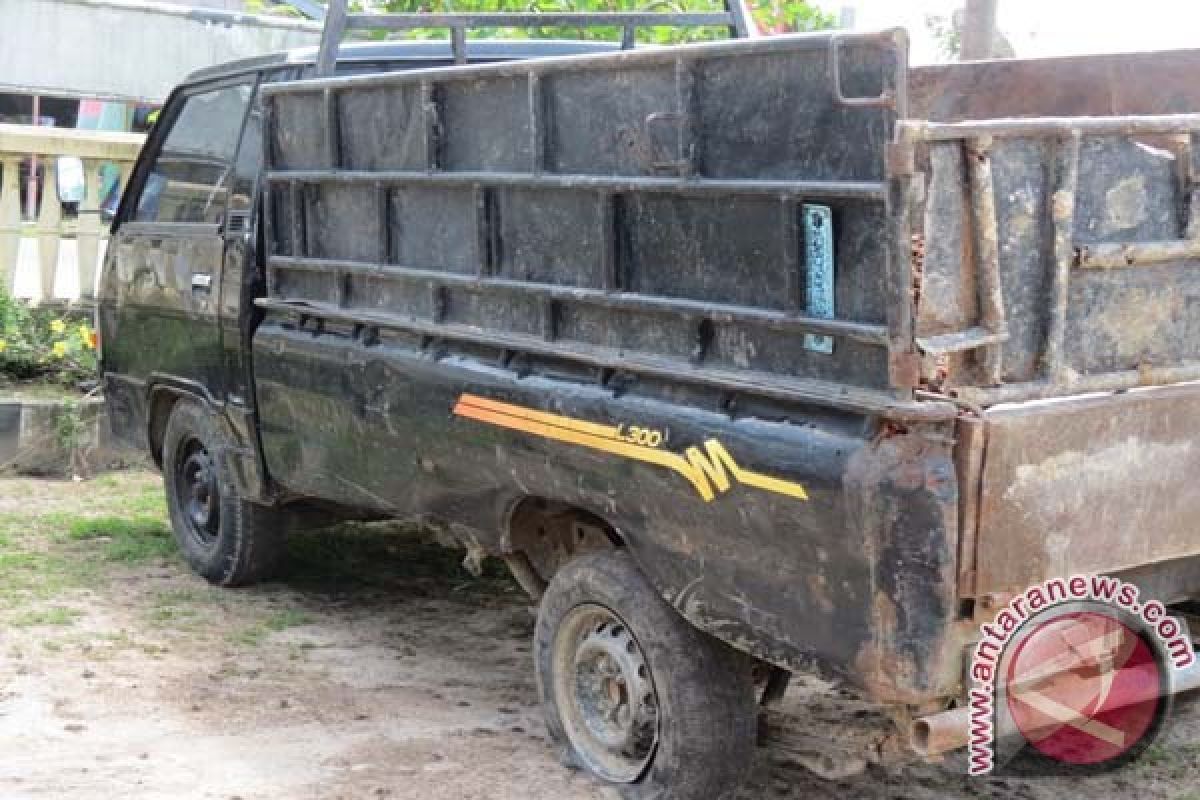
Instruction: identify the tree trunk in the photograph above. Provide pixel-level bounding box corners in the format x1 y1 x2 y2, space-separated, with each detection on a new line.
960 0 998 61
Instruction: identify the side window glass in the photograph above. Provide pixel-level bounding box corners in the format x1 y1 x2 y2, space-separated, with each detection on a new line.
228 101 262 215
135 84 252 224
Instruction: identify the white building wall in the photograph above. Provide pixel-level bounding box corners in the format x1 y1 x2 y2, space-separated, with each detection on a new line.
0 0 320 102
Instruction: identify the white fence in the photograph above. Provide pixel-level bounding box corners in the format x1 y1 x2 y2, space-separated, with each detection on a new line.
0 124 145 302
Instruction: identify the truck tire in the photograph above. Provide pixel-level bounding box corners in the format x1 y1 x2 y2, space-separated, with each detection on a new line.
535 550 756 800
162 400 285 587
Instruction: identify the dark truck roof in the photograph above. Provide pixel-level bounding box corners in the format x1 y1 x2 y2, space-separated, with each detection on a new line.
186 39 623 83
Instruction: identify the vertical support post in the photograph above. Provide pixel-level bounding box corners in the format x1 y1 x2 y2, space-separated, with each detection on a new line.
528 73 545 174
377 182 391 265
76 158 103 300
541 298 559 341
1042 133 1081 381
601 192 620 292
779 195 802 312
451 26 467 65
965 135 1007 385
1173 133 1200 240
724 0 754 38
289 181 303 259
674 58 697 177
323 88 341 170
885 127 919 393
261 98 276 298
420 81 439 172
26 96 40 220
35 157 61 303
0 156 21 293
474 186 496 278
315 0 348 77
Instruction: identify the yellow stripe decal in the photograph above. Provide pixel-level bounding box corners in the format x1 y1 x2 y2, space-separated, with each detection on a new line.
453 394 808 503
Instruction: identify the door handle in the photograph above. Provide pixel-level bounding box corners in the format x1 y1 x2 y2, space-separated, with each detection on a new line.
191 273 213 292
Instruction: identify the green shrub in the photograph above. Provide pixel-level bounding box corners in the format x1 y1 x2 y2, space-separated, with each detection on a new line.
0 286 97 386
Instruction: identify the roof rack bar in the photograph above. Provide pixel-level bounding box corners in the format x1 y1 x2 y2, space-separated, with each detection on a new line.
343 12 737 30
315 0 757 77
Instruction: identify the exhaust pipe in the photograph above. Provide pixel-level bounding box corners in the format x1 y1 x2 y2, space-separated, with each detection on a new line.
910 707 971 758
911 657 1200 758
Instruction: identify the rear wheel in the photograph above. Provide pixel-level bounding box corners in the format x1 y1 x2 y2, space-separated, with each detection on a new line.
535 550 757 799
162 400 285 586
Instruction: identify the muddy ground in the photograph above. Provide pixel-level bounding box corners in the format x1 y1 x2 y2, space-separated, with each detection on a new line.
1 471 1197 800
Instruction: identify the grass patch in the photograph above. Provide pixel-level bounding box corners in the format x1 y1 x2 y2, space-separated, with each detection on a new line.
116 487 168 516
266 609 311 631
64 515 176 563
229 625 268 647
0 478 173 613
228 608 311 648
148 606 200 625
0 546 100 608
13 606 81 627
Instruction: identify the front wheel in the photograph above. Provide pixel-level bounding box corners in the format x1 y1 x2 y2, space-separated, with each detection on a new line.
535 550 757 800
162 400 285 586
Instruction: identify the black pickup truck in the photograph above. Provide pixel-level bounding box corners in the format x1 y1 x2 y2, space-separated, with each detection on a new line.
100 6 1200 797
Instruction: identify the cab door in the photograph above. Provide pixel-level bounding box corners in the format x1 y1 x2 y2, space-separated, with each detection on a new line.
100 78 254 403
217 79 267 407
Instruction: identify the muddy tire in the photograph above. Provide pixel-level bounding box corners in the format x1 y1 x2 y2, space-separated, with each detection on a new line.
535 550 756 800
162 400 285 587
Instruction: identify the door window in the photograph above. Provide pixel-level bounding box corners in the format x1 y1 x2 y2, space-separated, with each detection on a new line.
134 83 253 225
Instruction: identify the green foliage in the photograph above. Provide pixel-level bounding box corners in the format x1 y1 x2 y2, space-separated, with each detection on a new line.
64 515 177 563
0 286 97 387
750 0 835 36
55 399 87 452
925 13 960 60
11 606 82 627
249 0 835 43
244 0 307 15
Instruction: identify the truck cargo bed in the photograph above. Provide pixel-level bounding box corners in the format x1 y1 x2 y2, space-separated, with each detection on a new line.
254 30 1200 701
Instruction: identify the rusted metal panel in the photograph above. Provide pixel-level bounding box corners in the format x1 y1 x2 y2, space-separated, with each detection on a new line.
972 383 1200 596
911 113 1200 403
910 48 1200 123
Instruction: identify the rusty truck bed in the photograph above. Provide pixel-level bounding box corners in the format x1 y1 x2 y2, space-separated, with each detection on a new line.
248 31 1200 707
904 50 1200 604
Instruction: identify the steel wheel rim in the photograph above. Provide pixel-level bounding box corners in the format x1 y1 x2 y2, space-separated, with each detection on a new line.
552 604 660 783
175 438 220 548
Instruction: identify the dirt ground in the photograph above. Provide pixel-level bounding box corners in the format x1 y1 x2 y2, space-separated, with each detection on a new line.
1 471 1198 800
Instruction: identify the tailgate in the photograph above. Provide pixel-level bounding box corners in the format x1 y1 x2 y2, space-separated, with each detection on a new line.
964 383 1200 597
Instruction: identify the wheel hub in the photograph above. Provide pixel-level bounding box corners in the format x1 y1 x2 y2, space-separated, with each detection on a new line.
554 605 660 783
176 440 220 546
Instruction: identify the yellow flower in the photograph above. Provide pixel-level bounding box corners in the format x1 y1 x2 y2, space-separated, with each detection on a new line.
50 319 66 334
52 341 67 358
79 323 91 341
0 339 7 353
